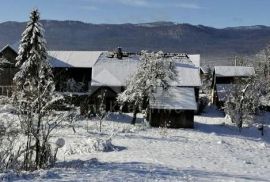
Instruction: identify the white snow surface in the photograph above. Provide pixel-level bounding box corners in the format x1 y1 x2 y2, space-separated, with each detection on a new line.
91 53 201 87
0 105 270 182
171 63 202 87
188 54 200 68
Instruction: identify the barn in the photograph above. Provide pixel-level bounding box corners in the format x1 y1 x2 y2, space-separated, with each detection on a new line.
0 45 104 95
90 51 201 127
149 87 197 128
148 58 201 128
211 66 255 106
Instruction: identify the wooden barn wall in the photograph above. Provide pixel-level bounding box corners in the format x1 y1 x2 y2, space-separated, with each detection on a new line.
149 109 194 128
0 67 17 86
80 86 120 115
0 47 18 96
216 77 235 84
53 67 92 92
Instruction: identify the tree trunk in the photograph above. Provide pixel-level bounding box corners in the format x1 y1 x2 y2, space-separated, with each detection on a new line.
24 133 31 170
35 139 40 169
131 105 138 125
35 111 42 169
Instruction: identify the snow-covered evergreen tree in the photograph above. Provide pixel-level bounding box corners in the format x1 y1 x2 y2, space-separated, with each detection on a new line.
13 9 63 170
117 51 176 124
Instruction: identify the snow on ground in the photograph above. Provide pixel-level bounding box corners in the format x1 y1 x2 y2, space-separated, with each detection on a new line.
1 105 270 182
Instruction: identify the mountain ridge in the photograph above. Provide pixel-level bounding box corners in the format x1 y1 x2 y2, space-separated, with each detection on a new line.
1 20 270 65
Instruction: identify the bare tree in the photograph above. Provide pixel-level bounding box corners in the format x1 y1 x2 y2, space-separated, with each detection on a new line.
117 51 176 124
96 89 108 132
224 77 260 131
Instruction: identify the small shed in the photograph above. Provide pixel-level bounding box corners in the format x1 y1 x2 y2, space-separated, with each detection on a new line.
149 87 197 128
211 66 255 106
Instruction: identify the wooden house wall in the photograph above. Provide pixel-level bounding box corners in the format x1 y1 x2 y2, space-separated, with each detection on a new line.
0 46 18 96
212 74 251 105
149 109 194 128
53 67 92 92
0 67 17 86
81 86 120 115
216 77 234 84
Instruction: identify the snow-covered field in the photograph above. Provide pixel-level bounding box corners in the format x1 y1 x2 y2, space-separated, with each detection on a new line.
1 105 270 182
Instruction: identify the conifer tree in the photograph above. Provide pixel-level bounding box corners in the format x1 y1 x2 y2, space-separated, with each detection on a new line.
14 9 62 170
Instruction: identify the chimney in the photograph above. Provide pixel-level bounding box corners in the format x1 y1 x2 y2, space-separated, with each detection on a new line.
116 47 123 59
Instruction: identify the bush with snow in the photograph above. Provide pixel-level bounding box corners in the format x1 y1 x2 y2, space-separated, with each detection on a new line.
64 137 115 155
0 121 25 172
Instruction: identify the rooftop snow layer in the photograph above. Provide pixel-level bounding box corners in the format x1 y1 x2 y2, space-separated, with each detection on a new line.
188 54 200 68
171 63 201 87
48 51 103 68
214 66 255 77
91 53 201 87
91 53 140 86
150 87 197 110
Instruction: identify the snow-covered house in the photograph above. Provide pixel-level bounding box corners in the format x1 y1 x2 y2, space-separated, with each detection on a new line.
0 45 18 96
90 51 201 128
211 66 255 106
0 46 104 95
149 87 197 128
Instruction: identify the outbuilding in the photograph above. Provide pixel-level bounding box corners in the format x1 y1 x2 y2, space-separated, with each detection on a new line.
149 87 197 128
211 66 255 106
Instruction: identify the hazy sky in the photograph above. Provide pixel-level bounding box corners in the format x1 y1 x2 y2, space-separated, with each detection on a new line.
0 0 269 28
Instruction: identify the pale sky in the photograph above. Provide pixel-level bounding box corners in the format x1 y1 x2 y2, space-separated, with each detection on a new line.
0 0 269 28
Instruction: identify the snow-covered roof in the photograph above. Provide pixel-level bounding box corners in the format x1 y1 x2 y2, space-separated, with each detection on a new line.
188 54 200 68
171 63 201 87
92 53 201 87
150 87 197 110
0 44 18 54
48 51 103 68
214 66 255 77
91 53 140 86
